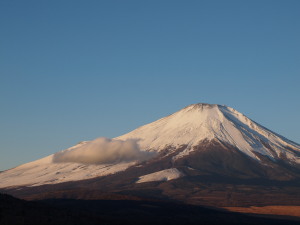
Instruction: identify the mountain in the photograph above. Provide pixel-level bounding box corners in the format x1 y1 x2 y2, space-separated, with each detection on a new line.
117 103 300 161
1 103 300 206
115 103 300 178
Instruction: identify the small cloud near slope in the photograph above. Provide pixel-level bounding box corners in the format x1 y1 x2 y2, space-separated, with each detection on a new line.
53 137 155 164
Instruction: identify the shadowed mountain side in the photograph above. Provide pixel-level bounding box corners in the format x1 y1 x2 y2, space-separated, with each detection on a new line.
3 175 300 208
173 140 300 180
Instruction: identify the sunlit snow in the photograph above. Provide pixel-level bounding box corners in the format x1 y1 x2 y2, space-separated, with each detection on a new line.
137 168 184 183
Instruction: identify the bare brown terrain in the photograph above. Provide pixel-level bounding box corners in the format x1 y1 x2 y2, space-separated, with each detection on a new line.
224 206 300 218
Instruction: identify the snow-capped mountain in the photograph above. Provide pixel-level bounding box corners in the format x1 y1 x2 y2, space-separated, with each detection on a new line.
116 104 300 163
1 103 300 190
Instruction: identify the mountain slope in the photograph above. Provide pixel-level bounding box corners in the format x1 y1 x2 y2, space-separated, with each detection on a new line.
0 103 300 190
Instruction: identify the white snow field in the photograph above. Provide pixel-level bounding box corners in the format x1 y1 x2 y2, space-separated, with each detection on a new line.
137 168 184 183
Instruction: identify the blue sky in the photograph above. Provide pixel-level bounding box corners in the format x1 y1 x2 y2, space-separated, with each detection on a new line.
1 0 299 171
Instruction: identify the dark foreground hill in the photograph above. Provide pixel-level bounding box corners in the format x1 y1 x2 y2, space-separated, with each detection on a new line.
1 193 300 225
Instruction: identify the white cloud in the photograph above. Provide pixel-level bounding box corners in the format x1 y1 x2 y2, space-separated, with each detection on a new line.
53 137 154 164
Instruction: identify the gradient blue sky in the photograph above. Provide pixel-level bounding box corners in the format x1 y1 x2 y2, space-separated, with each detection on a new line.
1 0 299 171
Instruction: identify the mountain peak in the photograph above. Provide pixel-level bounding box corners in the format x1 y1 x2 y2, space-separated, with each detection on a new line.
181 103 221 112
184 103 219 108
180 103 233 118
173 103 225 121
116 103 229 151
117 103 300 163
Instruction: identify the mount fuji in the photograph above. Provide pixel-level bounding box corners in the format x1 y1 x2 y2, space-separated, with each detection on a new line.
1 103 300 205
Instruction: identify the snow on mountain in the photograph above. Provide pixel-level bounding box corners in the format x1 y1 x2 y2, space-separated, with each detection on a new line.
0 156 135 188
0 142 136 188
116 104 300 163
136 168 184 183
0 103 299 189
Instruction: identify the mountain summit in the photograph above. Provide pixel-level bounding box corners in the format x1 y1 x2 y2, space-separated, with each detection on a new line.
1 103 300 190
117 103 300 163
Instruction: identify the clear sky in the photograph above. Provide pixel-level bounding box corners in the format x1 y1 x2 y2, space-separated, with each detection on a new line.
0 0 299 171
